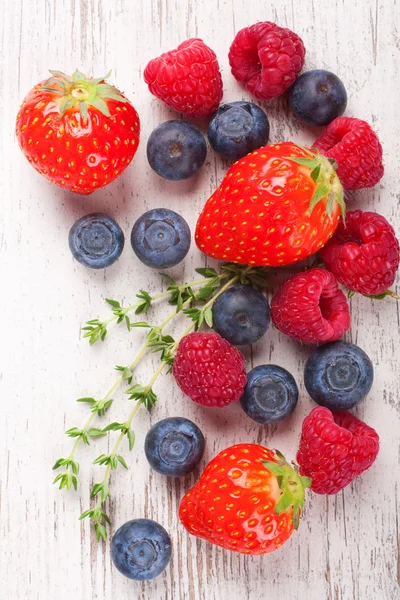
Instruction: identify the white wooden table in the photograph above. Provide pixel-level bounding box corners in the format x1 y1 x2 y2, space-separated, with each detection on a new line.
1 1 399 599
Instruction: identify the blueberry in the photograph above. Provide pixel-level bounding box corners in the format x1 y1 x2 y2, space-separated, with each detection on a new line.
145 417 205 477
304 341 374 411
111 519 172 581
68 213 124 269
212 285 270 346
240 365 298 424
208 101 270 161
131 208 191 269
288 70 347 127
147 120 207 180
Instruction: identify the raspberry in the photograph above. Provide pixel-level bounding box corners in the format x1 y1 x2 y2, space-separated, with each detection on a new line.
320 210 400 296
313 117 384 189
144 38 223 118
228 22 305 100
172 332 247 407
270 268 351 344
296 407 379 494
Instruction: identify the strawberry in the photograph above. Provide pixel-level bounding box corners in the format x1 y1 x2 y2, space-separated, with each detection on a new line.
179 443 311 555
16 70 140 195
195 142 345 266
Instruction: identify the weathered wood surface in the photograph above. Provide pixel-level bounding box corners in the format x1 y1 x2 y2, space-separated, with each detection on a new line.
1 1 399 599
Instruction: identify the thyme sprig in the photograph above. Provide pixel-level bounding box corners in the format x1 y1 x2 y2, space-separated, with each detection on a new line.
52 342 148 491
79 268 253 539
82 275 222 345
55 263 266 540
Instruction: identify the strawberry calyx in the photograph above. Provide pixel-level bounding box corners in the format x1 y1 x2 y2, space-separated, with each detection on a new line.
40 69 129 123
262 450 311 530
286 147 346 219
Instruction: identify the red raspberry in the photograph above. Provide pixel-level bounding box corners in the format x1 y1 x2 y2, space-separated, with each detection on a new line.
296 407 379 494
144 38 223 118
271 268 350 345
172 332 247 407
320 210 400 296
313 117 384 190
228 22 305 100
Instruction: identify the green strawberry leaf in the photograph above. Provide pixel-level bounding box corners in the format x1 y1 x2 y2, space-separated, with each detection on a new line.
326 193 334 217
72 69 87 81
285 157 320 169
274 487 294 515
89 97 111 117
263 452 311 531
91 71 112 85
300 476 312 488
309 183 330 213
48 69 70 80
310 164 321 182
262 460 284 477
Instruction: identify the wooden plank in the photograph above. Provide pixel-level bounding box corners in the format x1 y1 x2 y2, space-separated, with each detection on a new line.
0 0 399 598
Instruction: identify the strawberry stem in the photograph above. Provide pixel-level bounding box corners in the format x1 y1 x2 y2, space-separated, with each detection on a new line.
286 149 345 218
82 276 223 345
40 69 128 123
262 450 311 530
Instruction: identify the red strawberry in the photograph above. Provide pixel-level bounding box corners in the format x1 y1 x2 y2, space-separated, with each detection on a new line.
320 210 400 296
144 39 223 118
172 332 246 407
16 70 140 195
179 443 311 555
195 142 345 267
271 268 351 344
229 22 306 100
313 117 384 190
296 407 379 494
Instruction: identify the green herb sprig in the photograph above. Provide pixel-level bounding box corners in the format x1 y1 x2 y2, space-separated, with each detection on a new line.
52 304 184 491
55 263 267 540
82 274 224 345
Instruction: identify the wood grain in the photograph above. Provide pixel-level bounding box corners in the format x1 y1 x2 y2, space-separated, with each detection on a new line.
1 1 399 599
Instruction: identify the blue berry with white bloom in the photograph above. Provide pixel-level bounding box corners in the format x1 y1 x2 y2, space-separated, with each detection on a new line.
288 69 347 127
145 417 205 477
111 519 172 581
212 285 270 346
207 101 269 161
147 120 207 180
68 213 124 269
304 341 374 411
131 208 191 269
240 365 298 424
